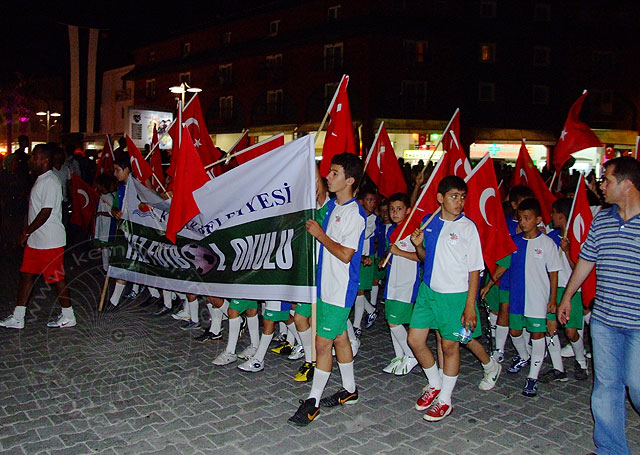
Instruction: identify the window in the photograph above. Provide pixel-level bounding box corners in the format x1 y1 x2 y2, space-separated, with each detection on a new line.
324 43 343 70
219 64 232 85
532 85 550 105
480 0 496 18
179 72 191 85
404 40 428 64
182 42 191 58
478 82 495 102
145 79 156 98
327 5 341 22
266 53 283 69
533 46 551 66
266 89 284 115
401 80 428 110
269 20 280 37
479 43 496 63
534 2 551 21
324 82 339 108
147 51 156 63
219 96 233 120
222 31 231 46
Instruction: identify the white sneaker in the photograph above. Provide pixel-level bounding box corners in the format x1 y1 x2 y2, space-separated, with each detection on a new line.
0 315 24 329
395 356 419 376
237 358 264 372
478 359 502 391
287 344 305 360
383 357 403 374
213 351 237 366
171 309 190 321
560 344 575 358
237 345 258 360
47 313 77 328
491 349 504 363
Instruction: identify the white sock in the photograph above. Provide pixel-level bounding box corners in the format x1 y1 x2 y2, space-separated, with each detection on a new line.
495 325 509 352
162 290 172 309
148 287 160 298
208 304 223 334
353 295 365 329
370 285 379 308
346 320 356 342
363 295 375 314
390 325 412 358
528 338 546 379
188 299 199 323
546 335 564 371
219 299 229 317
14 305 26 321
523 329 532 356
247 315 260 347
338 361 356 393
489 313 498 339
572 335 587 369
438 374 458 405
62 306 75 320
308 368 331 406
226 317 241 354
422 364 442 389
101 248 109 272
132 283 139 294
511 334 530 360
254 333 273 363
278 321 287 336
389 327 403 358
482 357 496 370
299 328 313 363
287 321 300 346
110 282 125 306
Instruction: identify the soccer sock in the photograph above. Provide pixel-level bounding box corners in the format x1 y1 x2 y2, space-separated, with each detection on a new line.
101 248 109 272
528 338 546 379
489 313 498 339
572 335 587 369
226 317 241 354
308 368 330 407
422 364 442 389
220 299 229 317
299 328 313 363
254 333 273 363
363 295 376 314
482 357 497 370
346 320 357 342
546 335 564 372
287 321 300 346
278 321 287 338
188 299 199 323
353 295 365 329
338 361 356 394
370 285 379 308
389 328 403 358
511 334 530 361
495 325 509 353
110 282 125 306
13 305 26 322
132 283 139 294
438 374 458 405
162 290 172 309
247 315 260 347
148 287 160 299
208 304 223 334
61 306 75 320
390 325 412 358
523 329 532 356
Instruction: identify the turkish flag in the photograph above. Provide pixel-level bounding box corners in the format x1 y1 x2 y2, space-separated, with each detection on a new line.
464 154 517 274
235 133 285 166
365 124 407 198
166 127 210 243
125 135 153 183
567 174 596 307
95 135 114 180
319 75 356 177
181 94 221 168
511 140 557 225
150 125 165 191
444 130 471 179
70 173 99 231
553 91 602 171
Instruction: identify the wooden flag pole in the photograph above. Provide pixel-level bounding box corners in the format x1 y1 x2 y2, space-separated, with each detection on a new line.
549 171 557 191
204 133 284 170
353 122 384 197
419 108 460 177
563 173 583 240
97 275 109 312
314 74 347 145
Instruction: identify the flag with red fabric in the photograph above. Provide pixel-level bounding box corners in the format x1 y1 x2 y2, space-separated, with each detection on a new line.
235 133 285 166
165 127 210 243
150 125 165 191
552 90 602 171
567 173 596 307
365 124 407 198
70 173 100 231
181 94 222 168
319 75 356 177
95 135 114 179
125 135 153 183
464 154 517 274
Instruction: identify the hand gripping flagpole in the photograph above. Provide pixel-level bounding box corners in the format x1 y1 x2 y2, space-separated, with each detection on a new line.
314 74 347 145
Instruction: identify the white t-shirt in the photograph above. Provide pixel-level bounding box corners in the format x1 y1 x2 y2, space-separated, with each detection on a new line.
385 232 420 303
51 164 71 202
361 212 377 256
27 170 66 249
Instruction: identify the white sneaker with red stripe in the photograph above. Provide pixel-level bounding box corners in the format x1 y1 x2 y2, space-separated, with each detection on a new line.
47 313 76 328
415 385 440 411
423 398 453 422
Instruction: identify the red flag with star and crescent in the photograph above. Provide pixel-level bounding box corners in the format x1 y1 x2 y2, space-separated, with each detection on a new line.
125 135 153 183
365 124 407 198
552 91 602 171
234 133 285 166
181 94 222 168
95 135 114 180
71 173 100 231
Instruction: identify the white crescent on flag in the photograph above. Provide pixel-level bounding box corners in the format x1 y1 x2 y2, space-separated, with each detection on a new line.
519 168 528 184
573 214 585 243
454 158 472 177
78 189 89 209
377 145 385 171
131 157 143 179
183 117 200 130
479 188 495 226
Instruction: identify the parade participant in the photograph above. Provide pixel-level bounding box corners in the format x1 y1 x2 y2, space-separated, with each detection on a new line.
93 173 117 272
194 296 229 342
212 298 259 366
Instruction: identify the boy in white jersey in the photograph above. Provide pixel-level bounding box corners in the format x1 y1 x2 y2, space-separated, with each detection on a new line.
288 153 366 426
408 176 484 422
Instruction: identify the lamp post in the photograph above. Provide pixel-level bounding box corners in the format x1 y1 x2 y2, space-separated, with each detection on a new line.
36 110 61 142
168 82 201 148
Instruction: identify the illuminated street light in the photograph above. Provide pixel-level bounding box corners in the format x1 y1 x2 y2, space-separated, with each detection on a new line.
36 110 61 142
169 82 202 106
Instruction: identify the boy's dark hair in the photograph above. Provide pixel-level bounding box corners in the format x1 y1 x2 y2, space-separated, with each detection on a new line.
379 198 389 207
388 192 410 207
359 185 377 199
604 156 640 192
509 185 534 203
437 175 467 195
115 155 132 172
552 198 572 219
517 198 542 217
331 153 363 184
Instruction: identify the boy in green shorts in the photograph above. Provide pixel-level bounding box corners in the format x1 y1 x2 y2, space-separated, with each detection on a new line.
212 298 260 366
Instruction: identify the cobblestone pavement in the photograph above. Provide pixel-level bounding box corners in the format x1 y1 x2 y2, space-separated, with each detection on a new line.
0 243 639 455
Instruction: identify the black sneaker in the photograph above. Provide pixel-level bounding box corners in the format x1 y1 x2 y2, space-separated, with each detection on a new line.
507 355 530 374
239 314 248 337
288 398 319 426
294 361 315 382
193 330 222 343
574 360 588 381
270 340 293 356
539 368 568 384
319 388 359 407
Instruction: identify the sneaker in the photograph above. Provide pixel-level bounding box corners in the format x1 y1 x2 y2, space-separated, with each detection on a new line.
193 330 222 343
124 289 139 299
288 398 319 426
238 358 264 372
491 349 505 363
294 362 315 382
423 398 453 422
287 344 305 360
212 351 237 366
171 309 191 321
539 368 568 384
354 327 363 339
47 313 77 328
0 315 24 329
382 357 403 374
395 356 419 376
180 321 201 330
574 360 589 381
238 344 258 360
479 360 502 391
415 385 441 411
522 377 538 397
319 388 359 407
364 309 379 329
154 306 172 317
560 343 575 358
507 355 530 374
270 341 293 356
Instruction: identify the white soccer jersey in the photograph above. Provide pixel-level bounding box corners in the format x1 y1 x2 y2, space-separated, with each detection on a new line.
361 212 377 256
27 170 66 249
385 232 420 303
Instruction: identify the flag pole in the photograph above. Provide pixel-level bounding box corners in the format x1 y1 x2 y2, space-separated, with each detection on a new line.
314 74 347 145
563 173 583 240
354 122 384 195
222 129 248 163
420 108 459 176
204 133 284 170
549 171 557 191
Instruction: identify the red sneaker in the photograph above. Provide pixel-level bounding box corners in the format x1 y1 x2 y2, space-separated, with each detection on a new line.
415 386 440 411
423 399 452 422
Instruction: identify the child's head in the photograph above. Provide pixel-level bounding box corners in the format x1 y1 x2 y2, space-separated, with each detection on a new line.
379 199 390 224
114 155 131 182
437 175 467 219
551 198 572 229
388 193 410 224
359 187 378 214
517 198 542 234
509 185 534 210
328 153 363 194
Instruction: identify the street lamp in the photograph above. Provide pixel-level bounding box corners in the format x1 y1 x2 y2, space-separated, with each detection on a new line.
36 110 61 142
169 82 202 107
